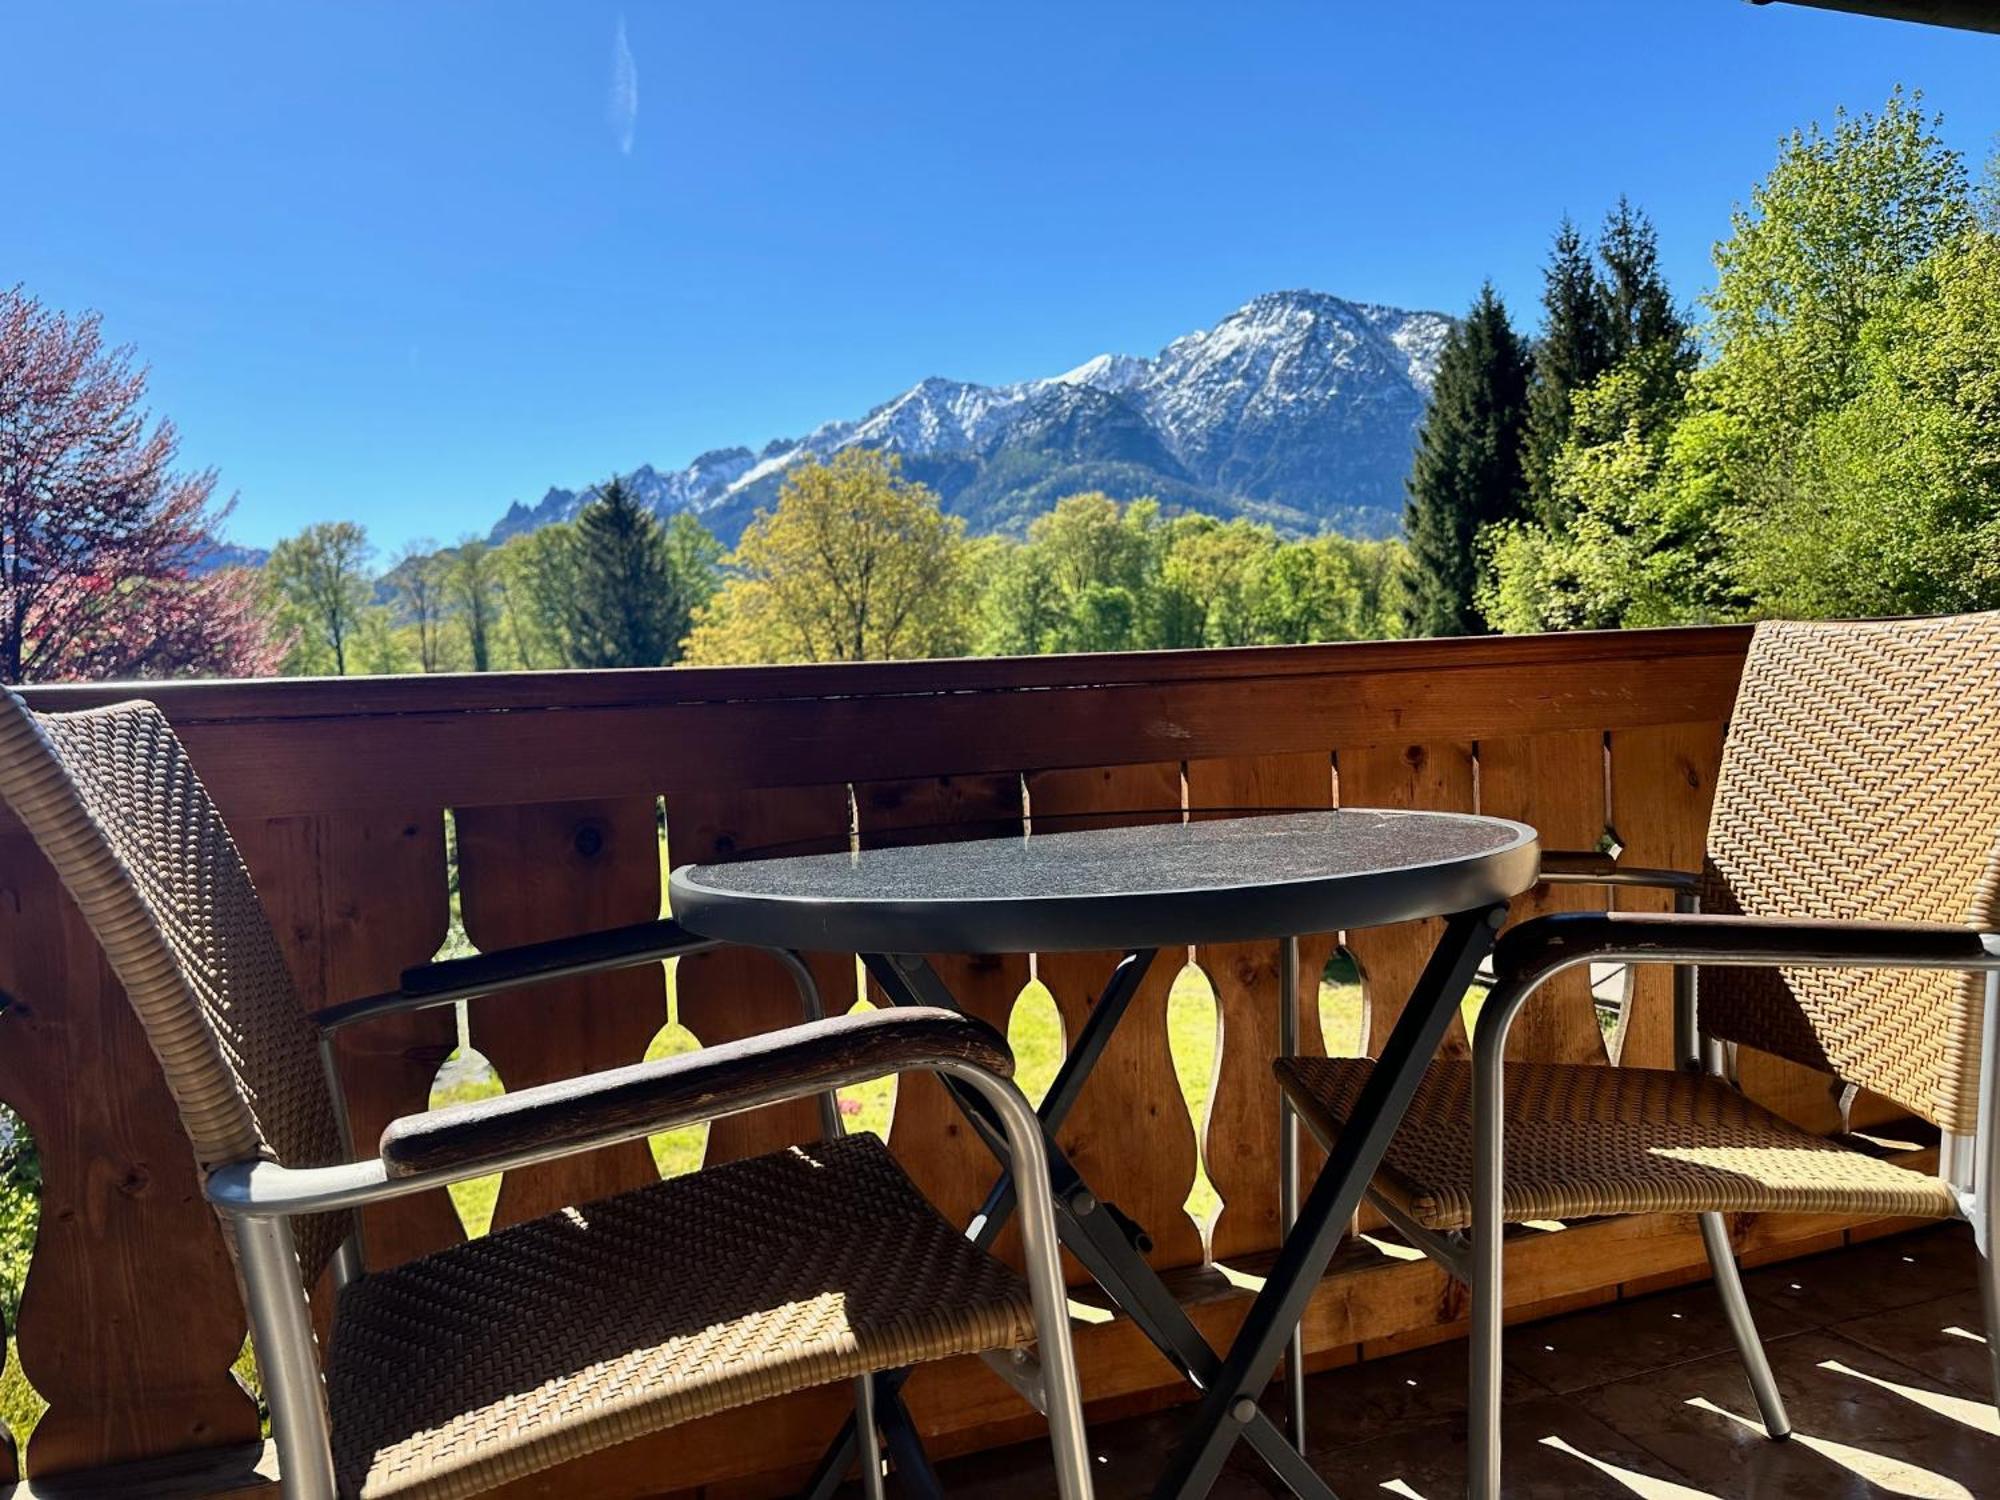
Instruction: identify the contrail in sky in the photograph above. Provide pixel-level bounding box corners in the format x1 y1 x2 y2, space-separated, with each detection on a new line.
609 15 638 155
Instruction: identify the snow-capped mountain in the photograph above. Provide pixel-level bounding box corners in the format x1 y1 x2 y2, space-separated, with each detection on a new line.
487 289 1451 547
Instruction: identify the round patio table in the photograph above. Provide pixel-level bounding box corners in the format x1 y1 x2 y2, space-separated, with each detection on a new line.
669 807 1538 955
669 808 1539 1500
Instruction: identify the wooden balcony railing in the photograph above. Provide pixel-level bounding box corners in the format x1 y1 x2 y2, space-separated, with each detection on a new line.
0 625 1936 1496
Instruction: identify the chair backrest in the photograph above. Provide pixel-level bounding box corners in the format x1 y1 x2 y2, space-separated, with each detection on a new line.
0 690 348 1282
1698 612 2000 1134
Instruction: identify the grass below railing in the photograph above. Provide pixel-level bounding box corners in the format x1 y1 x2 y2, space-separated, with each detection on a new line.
433 962 1366 1242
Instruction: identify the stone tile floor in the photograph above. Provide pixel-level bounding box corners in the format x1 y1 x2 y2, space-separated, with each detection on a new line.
899 1223 1996 1498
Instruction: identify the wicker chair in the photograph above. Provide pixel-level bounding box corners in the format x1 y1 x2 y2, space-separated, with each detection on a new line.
0 690 1094 1500
1276 611 2000 1499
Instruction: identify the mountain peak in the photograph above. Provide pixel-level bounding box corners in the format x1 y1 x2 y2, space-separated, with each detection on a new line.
486 287 1450 548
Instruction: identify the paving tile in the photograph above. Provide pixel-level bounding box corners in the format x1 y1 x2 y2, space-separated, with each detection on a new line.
917 1401 1283 1500
1576 1328 2000 1499
1504 1280 1817 1395
1291 1332 1550 1459
1833 1290 1996 1402
1312 1395 1706 1499
1741 1223 1979 1327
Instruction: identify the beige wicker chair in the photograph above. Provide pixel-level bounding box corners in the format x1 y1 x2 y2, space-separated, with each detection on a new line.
0 690 1094 1500
1276 611 2000 1499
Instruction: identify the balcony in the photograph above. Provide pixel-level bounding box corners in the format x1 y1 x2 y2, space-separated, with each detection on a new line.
0 624 1972 1496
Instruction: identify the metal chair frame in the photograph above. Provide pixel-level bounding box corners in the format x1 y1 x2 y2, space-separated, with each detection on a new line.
1452 868 2000 1500
214 940 1095 1500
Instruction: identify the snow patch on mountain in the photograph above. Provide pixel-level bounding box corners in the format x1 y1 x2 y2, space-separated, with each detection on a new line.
486 288 1452 546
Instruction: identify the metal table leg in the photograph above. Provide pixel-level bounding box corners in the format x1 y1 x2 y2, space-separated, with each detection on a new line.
1279 935 1306 1447
872 950 1341 1499
1149 906 1506 1500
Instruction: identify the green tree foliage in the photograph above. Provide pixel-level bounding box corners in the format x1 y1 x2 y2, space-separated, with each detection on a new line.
264 520 378 675
568 477 697 668
1487 91 1997 634
975 492 1408 654
1401 284 1532 638
1735 227 2000 617
390 540 449 671
1523 218 1612 526
685 449 972 664
448 539 504 671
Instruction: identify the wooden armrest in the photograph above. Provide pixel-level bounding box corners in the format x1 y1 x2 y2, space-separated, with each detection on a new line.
1495 909 2000 982
315 918 716 1030
378 1007 1011 1177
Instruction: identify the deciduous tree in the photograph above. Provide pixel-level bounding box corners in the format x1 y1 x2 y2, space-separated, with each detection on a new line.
0 286 274 682
685 450 971 664
265 520 376 675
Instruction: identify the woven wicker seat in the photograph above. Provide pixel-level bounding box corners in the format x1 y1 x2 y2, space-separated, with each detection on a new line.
327 1133 1034 1500
1277 1056 1957 1232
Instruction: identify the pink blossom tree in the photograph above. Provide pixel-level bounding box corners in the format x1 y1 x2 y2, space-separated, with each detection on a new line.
0 285 276 683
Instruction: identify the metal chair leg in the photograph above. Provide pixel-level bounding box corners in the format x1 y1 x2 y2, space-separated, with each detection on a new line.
1467 985 1511 1500
1982 1216 2000 1415
938 1059 1095 1500
236 1215 337 1500
1697 1212 1791 1439
854 1374 888 1500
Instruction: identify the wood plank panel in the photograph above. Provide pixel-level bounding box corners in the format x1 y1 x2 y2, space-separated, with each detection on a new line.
1605 722 1725 1072
239 812 461 1269
1334 741 1478 1062
0 846 259 1476
24 624 1759 723
1026 764 1204 1275
19 632 1752 826
852 774 1028 1255
1184 752 1335 1265
458 800 666 1226
667 785 855 1166
1476 730 1611 1066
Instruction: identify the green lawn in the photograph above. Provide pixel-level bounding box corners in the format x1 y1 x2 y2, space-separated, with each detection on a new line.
436 958 1366 1239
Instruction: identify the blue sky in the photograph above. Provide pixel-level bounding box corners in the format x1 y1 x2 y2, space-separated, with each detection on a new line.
6 2 1997 553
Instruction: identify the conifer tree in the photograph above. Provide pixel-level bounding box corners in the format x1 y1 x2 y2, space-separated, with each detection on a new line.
569 476 692 668
1402 283 1532 638
1597 197 1693 365
1523 218 1613 527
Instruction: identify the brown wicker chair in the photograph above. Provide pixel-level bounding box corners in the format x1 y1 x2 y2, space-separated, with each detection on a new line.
0 690 1094 1500
1276 611 2000 1499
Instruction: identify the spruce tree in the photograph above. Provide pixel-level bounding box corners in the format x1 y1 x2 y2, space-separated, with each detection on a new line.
569 476 693 668
1401 283 1532 638
1597 197 1690 362
1523 217 1613 528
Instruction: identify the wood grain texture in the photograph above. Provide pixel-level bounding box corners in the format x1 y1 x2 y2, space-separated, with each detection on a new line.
1184 753 1336 1265
238 811 462 1269
9 631 1752 827
1476 730 1611 1067
667 784 855 1166
852 773 1030 1257
1026 763 1204 1276
1334 741 1478 1063
1606 722 1724 1072
0 845 259 1476
458 800 667 1226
